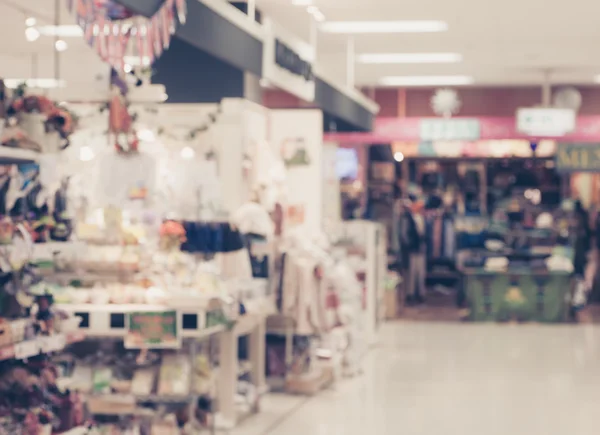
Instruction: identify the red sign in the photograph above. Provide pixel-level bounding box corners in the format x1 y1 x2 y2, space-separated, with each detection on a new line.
324 116 600 144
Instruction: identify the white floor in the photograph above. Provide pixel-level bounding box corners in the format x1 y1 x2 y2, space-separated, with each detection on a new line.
233 321 600 435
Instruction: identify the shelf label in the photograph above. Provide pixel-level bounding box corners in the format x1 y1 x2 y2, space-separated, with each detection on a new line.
125 311 180 349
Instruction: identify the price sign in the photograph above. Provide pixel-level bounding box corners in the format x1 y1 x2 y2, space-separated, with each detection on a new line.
125 311 180 349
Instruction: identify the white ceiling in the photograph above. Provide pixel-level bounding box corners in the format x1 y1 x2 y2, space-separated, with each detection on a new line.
2 0 600 91
257 0 600 87
0 0 110 96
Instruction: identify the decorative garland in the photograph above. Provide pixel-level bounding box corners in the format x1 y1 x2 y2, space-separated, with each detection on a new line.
67 0 187 72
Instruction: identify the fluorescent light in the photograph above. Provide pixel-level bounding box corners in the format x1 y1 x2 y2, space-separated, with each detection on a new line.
37 25 83 37
358 53 462 64
3 78 66 89
320 20 447 34
380 75 473 86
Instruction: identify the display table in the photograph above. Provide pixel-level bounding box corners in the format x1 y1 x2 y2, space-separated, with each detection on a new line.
463 269 573 322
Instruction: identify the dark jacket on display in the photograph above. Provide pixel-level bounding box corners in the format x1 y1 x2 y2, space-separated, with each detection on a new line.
400 209 423 255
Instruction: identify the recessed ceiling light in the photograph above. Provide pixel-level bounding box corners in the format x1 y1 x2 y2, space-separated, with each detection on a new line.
320 20 447 34
358 53 462 64
25 27 40 42
25 17 37 27
380 75 473 86
55 39 68 51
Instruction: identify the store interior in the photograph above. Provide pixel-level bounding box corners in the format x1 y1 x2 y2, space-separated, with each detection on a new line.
0 0 599 434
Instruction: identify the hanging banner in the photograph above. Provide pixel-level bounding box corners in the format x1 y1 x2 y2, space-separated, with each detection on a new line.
555 143 600 172
324 116 600 144
262 18 315 102
67 0 187 72
125 310 180 349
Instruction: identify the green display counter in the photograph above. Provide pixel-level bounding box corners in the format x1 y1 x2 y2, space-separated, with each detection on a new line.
463 269 573 322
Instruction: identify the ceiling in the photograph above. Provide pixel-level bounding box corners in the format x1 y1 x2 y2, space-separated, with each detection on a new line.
256 0 600 87
2 0 600 91
0 0 110 96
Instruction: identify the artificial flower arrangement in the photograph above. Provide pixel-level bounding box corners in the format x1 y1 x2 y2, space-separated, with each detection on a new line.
6 87 77 151
159 220 186 251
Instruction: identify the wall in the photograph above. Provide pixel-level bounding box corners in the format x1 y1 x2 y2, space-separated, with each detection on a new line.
269 109 324 233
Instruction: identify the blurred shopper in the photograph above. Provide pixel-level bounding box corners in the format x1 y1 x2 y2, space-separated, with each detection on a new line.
574 200 591 277
399 199 426 304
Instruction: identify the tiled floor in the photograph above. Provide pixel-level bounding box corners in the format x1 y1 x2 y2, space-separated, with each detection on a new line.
233 321 600 435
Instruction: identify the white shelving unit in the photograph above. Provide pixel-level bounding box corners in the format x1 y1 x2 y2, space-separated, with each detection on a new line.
0 146 39 164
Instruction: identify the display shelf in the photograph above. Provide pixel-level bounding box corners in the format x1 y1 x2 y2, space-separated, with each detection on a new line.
0 331 85 361
0 146 39 164
55 303 225 339
57 426 90 435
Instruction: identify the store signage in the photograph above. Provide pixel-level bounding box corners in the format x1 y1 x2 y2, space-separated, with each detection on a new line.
275 39 313 82
555 143 600 172
262 19 316 102
125 311 180 349
419 119 480 141
517 108 576 136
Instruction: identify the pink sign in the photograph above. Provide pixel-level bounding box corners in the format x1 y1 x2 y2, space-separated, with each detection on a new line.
324 116 600 144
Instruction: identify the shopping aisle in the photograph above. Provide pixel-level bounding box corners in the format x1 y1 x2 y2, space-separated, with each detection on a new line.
235 322 600 435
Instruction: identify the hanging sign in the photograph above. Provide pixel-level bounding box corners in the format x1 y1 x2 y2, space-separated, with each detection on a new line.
67 0 187 72
517 108 576 136
419 119 480 141
262 19 315 102
555 143 600 172
125 310 180 349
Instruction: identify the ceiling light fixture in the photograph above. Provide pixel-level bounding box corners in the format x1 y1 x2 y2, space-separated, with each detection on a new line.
3 78 66 89
25 17 37 27
25 27 40 42
394 152 405 162
380 75 473 87
358 53 462 64
320 20 447 34
54 39 68 52
37 25 84 37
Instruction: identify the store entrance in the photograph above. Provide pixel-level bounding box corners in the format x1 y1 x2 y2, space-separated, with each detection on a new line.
364 144 577 322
